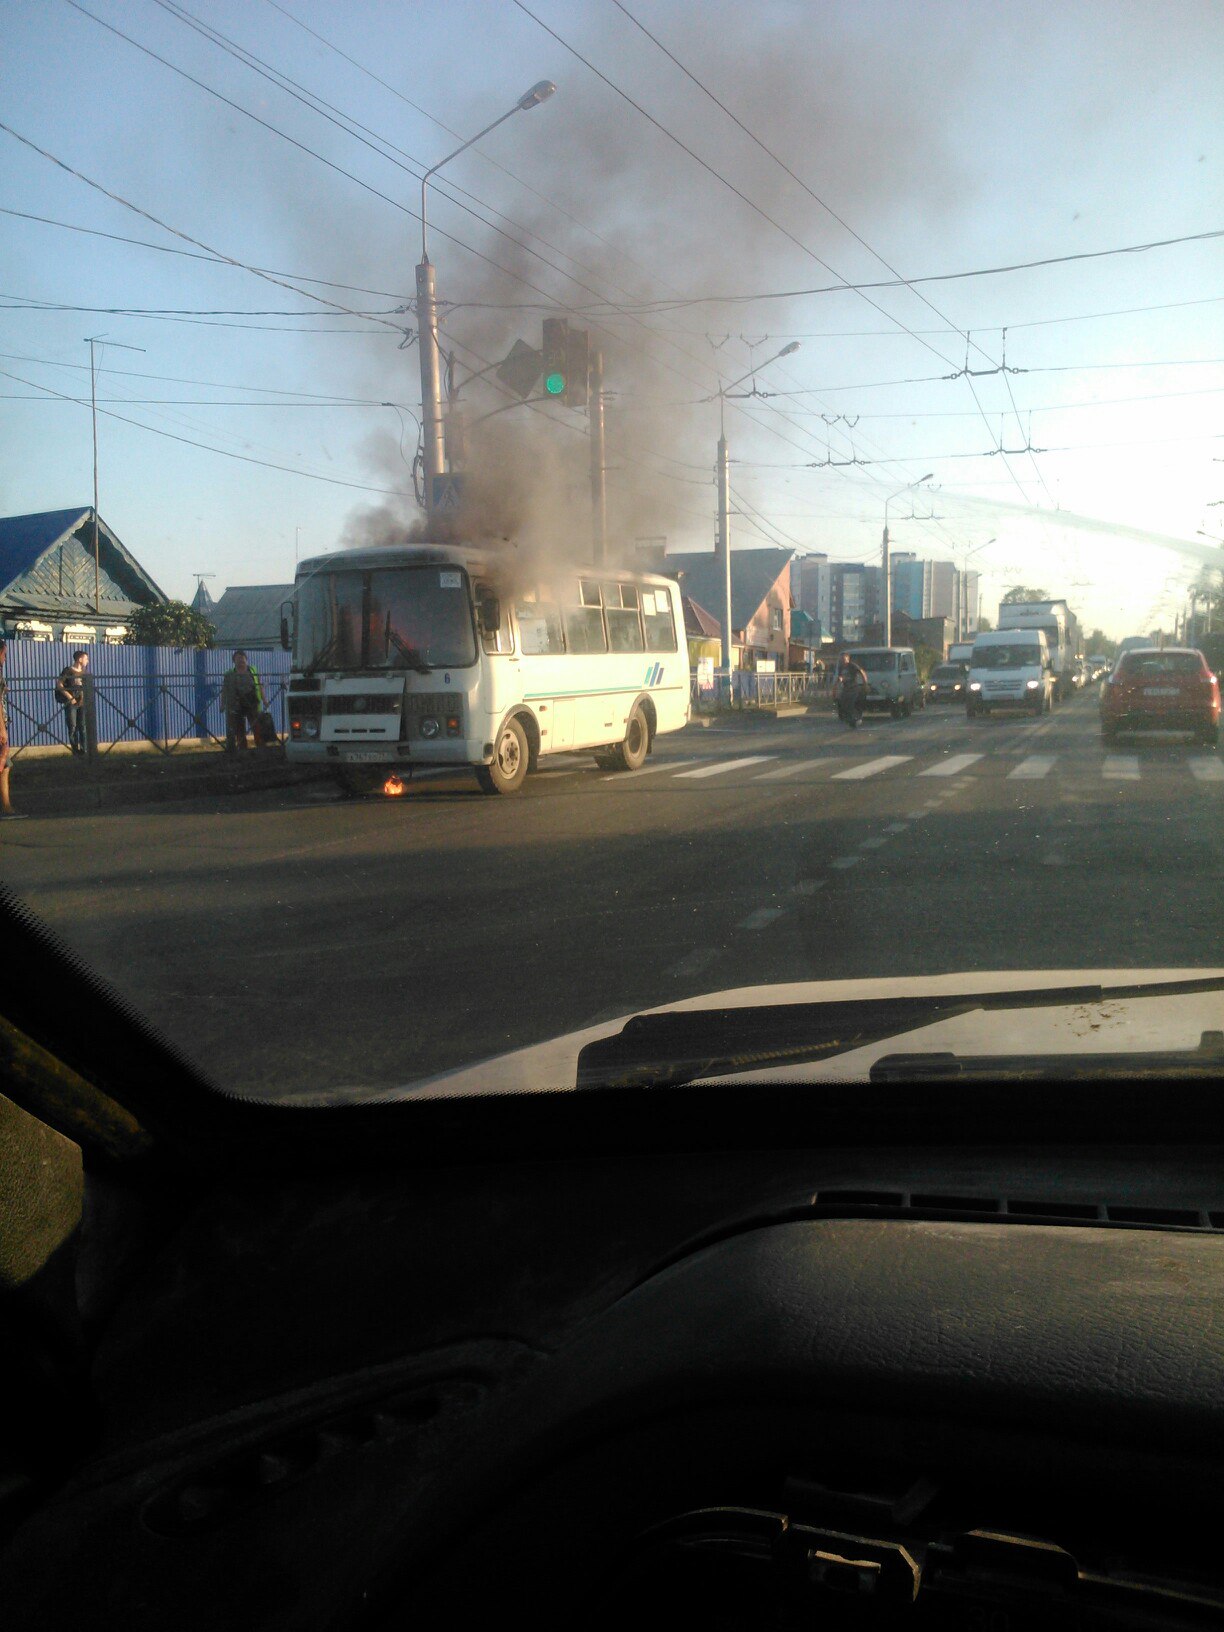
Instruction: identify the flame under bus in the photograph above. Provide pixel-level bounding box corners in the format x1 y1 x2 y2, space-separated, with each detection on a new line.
282 542 690 796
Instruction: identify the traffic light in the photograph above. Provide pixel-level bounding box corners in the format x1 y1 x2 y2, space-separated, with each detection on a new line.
542 317 569 398
565 325 590 409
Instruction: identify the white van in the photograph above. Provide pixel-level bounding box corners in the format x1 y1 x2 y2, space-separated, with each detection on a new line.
966 628 1053 718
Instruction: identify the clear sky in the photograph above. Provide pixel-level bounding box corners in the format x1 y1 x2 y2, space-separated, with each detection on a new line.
2 0 1221 639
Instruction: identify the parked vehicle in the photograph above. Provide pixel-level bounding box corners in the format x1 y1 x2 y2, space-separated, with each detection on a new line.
844 646 923 718
1100 647 1220 745
926 662 969 703
966 629 1054 717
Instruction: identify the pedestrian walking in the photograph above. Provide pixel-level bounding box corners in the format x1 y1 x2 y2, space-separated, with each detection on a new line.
0 635 26 820
55 648 89 756
220 650 265 752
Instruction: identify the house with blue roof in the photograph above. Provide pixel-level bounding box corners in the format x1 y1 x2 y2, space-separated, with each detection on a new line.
0 507 167 642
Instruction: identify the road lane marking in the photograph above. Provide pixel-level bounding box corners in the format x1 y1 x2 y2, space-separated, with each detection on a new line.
602 757 705 781
674 755 776 779
1009 755 1055 779
1103 755 1140 780
755 760 829 780
1190 759 1224 782
738 906 786 930
858 836 887 849
883 822 910 834
792 879 825 895
830 755 911 781
667 947 719 979
829 855 862 869
918 754 982 777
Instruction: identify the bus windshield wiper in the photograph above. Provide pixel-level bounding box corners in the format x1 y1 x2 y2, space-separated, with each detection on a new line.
574 974 1224 1089
385 615 432 673
303 634 339 676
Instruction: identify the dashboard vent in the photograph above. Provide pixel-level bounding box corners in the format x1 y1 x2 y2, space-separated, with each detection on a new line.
142 1377 483 1538
812 1190 1218 1231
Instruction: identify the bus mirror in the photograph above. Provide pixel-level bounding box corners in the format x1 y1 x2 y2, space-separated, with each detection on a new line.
477 595 501 636
279 599 294 653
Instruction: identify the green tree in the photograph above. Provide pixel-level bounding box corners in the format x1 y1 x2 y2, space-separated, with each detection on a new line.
976 615 993 632
1084 627 1116 659
1001 585 1049 604
123 601 215 648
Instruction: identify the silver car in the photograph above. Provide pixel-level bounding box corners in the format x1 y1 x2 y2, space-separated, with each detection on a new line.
846 646 924 718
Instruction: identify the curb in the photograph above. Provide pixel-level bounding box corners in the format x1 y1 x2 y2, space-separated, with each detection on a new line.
12 760 335 817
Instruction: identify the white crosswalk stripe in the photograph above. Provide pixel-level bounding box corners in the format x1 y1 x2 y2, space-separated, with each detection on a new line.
1103 755 1140 780
918 754 983 778
755 759 840 780
1190 758 1224 782
831 755 912 781
1008 755 1055 779
674 755 776 780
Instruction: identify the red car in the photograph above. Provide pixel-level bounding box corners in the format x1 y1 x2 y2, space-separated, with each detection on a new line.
1100 647 1220 745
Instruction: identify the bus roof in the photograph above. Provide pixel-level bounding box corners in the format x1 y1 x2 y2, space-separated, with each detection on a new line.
295 541 679 588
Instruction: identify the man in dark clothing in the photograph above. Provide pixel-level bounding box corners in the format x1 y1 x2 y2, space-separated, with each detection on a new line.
55 649 89 755
220 650 264 752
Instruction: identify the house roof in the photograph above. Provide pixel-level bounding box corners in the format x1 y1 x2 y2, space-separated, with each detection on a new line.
663 548 794 634
682 596 721 640
190 580 216 615
0 507 167 617
208 584 295 647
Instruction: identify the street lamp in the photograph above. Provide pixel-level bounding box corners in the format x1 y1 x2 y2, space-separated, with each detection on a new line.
415 81 556 517
714 341 801 676
955 536 995 641
882 475 932 647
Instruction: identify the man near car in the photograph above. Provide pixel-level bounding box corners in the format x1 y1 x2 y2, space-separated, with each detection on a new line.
55 649 89 756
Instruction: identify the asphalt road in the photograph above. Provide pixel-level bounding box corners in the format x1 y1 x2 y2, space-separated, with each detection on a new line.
2 689 1220 1099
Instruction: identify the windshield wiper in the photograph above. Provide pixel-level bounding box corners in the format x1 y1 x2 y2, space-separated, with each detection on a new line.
871 1031 1224 1081
384 614 432 673
303 634 339 677
574 974 1224 1089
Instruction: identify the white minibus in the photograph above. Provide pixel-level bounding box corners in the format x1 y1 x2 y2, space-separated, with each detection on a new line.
966 628 1053 718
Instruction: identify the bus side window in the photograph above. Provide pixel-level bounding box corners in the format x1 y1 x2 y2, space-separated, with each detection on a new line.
515 600 565 655
563 584 608 654
604 583 645 653
475 582 513 654
643 588 677 653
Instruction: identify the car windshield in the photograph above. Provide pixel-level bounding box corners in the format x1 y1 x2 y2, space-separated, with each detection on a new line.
973 644 1041 668
1 1 1221 1109
1122 654 1203 678
296 567 477 671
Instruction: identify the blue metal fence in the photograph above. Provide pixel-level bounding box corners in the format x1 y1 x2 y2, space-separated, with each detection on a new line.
2 640 292 755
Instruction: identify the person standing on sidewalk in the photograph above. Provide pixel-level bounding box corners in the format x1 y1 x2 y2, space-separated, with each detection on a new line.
0 635 25 820
220 650 264 752
55 649 89 756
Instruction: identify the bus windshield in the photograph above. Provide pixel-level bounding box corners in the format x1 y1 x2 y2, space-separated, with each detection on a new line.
296 566 478 672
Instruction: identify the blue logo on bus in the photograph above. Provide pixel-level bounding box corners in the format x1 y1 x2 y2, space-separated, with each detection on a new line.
644 662 664 688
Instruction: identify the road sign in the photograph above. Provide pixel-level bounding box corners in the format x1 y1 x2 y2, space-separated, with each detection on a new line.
496 339 542 400
431 474 464 513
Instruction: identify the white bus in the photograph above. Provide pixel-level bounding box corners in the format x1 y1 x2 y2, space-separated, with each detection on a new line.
281 541 690 795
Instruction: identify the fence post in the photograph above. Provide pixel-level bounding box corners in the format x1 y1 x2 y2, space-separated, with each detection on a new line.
83 670 99 760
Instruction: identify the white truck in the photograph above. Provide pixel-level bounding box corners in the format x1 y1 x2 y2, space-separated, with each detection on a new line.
997 600 1081 701
947 641 975 667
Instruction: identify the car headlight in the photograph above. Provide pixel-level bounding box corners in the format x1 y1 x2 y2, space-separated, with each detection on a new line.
420 716 440 738
969 681 981 691
1026 679 1040 689
953 683 962 691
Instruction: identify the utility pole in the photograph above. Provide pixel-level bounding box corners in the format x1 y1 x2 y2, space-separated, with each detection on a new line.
415 81 555 521
717 400 732 674
589 348 606 565
85 334 144 616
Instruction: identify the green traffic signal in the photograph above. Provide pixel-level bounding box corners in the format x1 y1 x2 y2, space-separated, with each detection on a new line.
544 371 566 395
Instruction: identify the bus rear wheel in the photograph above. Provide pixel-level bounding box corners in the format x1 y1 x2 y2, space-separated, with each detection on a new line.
605 705 650 772
476 716 529 795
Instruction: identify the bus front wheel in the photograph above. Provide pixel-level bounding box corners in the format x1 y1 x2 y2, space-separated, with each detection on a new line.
476 717 529 795
605 706 650 772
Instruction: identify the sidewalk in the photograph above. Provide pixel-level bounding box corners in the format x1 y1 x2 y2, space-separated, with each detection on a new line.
688 695 835 728
6 740 332 817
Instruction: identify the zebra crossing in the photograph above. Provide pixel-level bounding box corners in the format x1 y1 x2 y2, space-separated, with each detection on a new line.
613 747 1224 789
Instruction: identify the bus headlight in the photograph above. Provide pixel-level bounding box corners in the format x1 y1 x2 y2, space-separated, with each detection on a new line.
302 717 320 739
420 717 440 738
